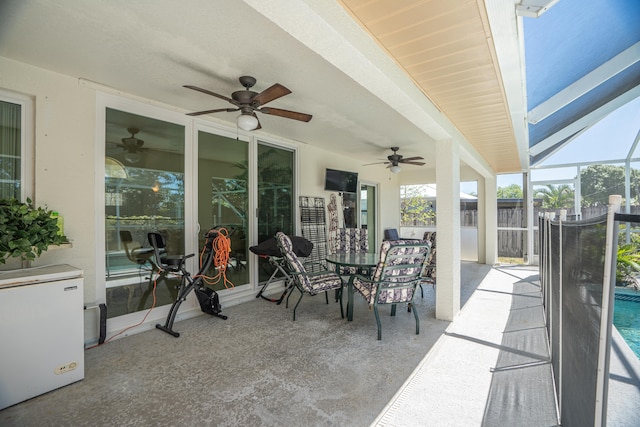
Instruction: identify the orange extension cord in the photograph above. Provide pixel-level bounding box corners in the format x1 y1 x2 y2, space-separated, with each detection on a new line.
87 272 161 348
200 227 235 289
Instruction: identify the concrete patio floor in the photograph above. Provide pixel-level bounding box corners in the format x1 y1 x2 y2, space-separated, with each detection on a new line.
1 263 637 426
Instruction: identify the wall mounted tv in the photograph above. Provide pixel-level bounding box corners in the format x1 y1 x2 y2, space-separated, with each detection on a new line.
324 168 359 194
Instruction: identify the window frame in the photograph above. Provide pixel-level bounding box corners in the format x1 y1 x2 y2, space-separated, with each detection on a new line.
0 89 34 201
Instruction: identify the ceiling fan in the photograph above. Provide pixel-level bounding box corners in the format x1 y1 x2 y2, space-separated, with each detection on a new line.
364 147 425 173
183 76 312 131
118 127 145 164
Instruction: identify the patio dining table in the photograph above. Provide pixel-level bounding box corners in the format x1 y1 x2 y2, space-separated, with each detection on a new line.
326 252 379 321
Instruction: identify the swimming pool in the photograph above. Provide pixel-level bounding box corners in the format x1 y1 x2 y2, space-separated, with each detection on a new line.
614 288 640 358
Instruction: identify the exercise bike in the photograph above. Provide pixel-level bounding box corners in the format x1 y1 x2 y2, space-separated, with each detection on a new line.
149 228 228 338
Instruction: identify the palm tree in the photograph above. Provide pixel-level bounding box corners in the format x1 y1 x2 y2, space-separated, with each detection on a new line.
535 184 574 209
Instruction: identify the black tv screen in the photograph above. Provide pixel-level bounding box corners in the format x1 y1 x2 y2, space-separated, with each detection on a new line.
324 168 358 193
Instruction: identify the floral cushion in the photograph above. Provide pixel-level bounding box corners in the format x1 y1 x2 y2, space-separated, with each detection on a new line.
422 232 436 283
333 228 369 276
276 232 342 296
334 228 368 253
307 272 343 294
353 240 429 305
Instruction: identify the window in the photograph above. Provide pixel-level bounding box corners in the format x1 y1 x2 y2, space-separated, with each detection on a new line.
0 91 33 201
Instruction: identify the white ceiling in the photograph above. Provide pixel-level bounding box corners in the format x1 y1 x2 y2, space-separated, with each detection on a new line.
0 0 524 173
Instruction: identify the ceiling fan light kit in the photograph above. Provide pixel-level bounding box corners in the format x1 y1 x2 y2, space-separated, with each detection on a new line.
390 165 401 174
184 76 312 131
124 151 141 164
118 127 145 163
237 113 259 131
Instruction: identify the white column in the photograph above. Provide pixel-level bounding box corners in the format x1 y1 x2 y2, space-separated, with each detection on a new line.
484 174 498 265
476 176 486 263
435 139 461 321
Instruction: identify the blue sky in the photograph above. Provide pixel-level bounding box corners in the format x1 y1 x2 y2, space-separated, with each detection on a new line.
485 95 640 192
540 95 640 167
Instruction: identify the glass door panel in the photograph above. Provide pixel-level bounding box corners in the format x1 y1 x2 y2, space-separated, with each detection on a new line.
256 143 294 282
197 131 249 290
360 183 376 252
104 108 185 317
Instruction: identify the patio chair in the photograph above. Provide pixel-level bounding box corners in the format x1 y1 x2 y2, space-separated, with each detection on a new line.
275 232 344 321
383 228 399 241
382 229 426 306
332 228 370 276
422 231 437 286
384 228 422 241
348 240 430 340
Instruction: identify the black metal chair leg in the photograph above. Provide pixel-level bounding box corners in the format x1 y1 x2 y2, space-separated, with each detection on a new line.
374 305 382 340
292 290 304 321
337 287 344 319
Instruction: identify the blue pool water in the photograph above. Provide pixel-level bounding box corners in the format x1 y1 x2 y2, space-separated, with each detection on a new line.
614 288 640 358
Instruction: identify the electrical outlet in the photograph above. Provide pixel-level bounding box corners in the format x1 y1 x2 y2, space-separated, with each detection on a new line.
54 361 78 375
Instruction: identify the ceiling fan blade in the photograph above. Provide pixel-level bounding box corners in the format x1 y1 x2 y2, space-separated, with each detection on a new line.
402 161 426 166
186 107 239 116
362 161 389 166
401 156 424 161
251 83 291 106
183 85 238 105
259 107 312 122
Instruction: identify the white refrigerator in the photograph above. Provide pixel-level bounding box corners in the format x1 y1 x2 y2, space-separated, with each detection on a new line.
0 264 84 410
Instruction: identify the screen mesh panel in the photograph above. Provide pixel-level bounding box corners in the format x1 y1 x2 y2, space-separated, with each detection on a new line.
550 222 561 399
560 215 608 426
539 211 618 427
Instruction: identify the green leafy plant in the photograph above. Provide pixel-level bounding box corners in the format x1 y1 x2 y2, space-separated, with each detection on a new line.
616 243 640 285
0 198 68 264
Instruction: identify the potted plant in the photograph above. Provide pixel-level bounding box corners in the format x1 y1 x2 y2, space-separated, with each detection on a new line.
0 198 68 266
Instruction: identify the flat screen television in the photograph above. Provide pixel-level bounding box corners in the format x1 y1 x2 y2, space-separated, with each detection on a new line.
324 168 358 193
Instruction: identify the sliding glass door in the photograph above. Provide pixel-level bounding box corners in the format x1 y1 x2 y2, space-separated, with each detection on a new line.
103 104 297 316
104 108 185 317
197 130 249 290
256 142 294 282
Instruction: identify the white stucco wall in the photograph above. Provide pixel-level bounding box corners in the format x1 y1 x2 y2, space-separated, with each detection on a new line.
1 56 99 303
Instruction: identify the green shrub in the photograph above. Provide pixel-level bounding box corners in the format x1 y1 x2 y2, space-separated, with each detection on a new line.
616 243 640 285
